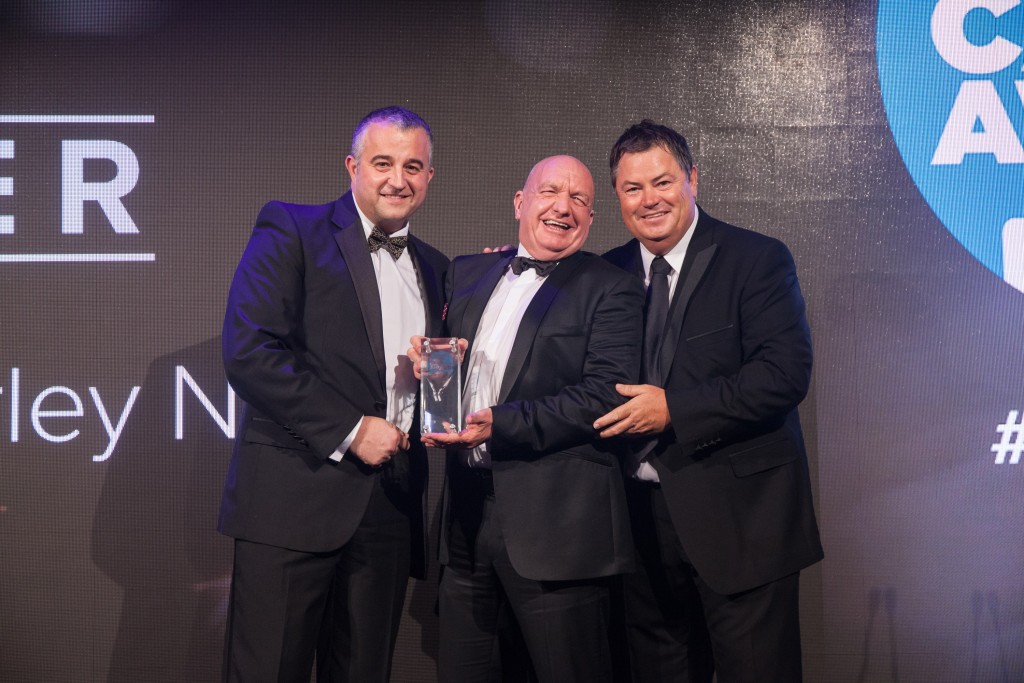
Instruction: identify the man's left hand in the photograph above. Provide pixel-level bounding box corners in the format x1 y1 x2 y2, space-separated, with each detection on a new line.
593 384 670 438
421 408 493 449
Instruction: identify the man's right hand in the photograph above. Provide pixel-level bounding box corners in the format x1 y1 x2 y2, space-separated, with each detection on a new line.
349 416 409 466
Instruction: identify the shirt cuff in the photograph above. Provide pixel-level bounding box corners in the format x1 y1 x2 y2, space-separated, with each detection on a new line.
329 417 364 462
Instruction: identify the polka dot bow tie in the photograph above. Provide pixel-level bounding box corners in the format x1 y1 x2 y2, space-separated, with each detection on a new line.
368 226 408 259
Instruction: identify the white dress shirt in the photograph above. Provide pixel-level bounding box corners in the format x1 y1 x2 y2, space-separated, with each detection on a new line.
460 246 551 468
330 204 425 461
633 207 699 482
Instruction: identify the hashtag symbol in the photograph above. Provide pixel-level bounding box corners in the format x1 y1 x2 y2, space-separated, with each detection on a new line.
992 411 1024 464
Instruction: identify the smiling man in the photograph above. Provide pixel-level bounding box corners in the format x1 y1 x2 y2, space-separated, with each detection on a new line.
413 155 644 682
219 107 448 683
596 120 823 682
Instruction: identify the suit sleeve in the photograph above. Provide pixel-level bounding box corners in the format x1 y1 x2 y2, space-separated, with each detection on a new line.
665 239 812 453
222 201 363 459
489 271 645 455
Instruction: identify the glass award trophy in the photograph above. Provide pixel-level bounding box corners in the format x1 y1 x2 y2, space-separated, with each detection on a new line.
420 337 462 434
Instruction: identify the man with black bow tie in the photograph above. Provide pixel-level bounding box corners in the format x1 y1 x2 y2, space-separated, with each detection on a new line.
595 120 823 682
410 154 644 682
219 107 448 682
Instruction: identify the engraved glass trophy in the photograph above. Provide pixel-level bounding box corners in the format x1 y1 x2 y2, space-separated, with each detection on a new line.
420 337 462 434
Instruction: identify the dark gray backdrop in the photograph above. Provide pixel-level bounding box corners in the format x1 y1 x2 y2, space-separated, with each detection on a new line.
1 1 1021 681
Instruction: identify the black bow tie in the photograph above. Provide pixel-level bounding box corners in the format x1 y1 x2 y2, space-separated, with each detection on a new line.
367 226 408 259
510 256 558 277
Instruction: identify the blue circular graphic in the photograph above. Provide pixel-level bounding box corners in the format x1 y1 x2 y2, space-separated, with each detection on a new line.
877 1 1024 291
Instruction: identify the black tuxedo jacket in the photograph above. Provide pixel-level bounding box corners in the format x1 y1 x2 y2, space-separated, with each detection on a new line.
218 192 448 578
438 249 644 582
604 209 823 595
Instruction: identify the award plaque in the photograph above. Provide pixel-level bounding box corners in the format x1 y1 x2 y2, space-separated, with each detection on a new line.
420 337 462 434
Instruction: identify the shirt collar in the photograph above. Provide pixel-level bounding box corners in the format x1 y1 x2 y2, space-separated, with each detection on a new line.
639 206 699 277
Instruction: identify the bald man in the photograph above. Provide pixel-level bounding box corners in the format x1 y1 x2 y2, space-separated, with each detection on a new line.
411 156 644 682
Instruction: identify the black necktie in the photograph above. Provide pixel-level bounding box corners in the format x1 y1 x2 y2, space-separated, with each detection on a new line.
510 256 558 277
367 226 408 260
642 256 672 384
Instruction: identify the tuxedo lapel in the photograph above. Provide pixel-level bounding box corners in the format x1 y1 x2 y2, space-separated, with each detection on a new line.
333 201 387 394
498 252 586 403
659 215 717 381
458 254 514 374
407 237 444 337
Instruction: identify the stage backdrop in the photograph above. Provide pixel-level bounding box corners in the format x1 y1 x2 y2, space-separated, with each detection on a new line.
2 1 1022 681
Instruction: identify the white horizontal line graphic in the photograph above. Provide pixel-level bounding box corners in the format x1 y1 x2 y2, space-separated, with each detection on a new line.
0 115 155 124
0 253 156 263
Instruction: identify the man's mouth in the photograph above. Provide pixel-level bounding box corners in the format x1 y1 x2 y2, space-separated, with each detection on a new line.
543 219 571 230
641 211 668 220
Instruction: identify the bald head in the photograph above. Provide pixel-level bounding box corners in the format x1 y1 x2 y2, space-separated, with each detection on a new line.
514 155 595 262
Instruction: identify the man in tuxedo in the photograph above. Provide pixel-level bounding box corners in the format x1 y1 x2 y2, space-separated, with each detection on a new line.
594 120 823 682
414 155 644 682
219 106 448 683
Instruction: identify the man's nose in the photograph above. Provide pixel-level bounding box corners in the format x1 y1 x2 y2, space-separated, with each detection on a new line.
388 166 406 188
553 191 571 214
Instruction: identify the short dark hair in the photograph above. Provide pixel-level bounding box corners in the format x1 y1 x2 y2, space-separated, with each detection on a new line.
609 119 694 187
351 106 433 163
